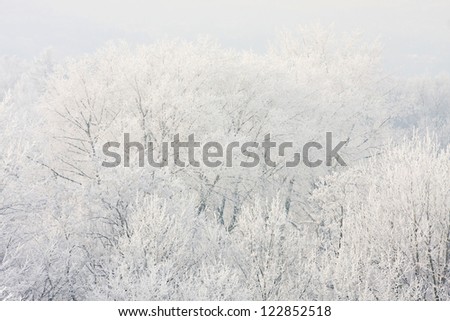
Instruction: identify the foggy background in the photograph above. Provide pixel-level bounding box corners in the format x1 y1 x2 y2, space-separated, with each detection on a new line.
1 0 449 76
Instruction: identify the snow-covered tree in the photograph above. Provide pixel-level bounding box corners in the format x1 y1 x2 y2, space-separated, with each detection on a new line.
312 134 450 300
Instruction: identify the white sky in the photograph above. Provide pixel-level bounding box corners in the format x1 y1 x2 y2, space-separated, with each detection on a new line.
1 0 449 76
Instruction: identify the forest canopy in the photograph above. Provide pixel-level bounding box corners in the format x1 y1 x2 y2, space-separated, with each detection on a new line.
1 26 449 300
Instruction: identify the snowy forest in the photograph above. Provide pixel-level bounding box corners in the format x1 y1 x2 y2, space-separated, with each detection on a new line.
1 26 450 300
